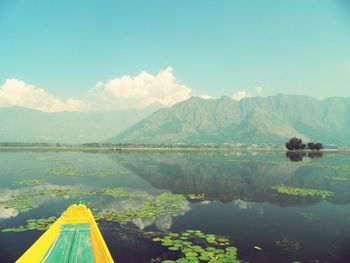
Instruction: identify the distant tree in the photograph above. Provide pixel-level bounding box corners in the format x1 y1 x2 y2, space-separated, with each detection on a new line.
285 142 293 150
314 143 323 150
307 142 323 151
307 142 315 150
285 137 306 150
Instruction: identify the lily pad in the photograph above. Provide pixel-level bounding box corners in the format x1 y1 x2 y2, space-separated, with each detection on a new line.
147 230 241 262
95 193 187 224
1 216 57 232
272 185 334 198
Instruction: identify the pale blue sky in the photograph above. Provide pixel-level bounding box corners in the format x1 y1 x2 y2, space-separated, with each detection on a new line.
0 0 350 104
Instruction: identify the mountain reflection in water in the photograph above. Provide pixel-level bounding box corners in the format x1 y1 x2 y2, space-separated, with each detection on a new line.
115 151 350 205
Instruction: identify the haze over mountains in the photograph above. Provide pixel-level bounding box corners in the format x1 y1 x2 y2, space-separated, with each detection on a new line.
1 94 350 145
0 107 155 144
113 94 350 145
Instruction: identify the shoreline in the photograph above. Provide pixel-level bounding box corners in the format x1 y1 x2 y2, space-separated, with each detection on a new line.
0 146 348 153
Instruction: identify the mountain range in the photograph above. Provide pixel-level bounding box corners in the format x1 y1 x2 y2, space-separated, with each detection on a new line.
113 94 350 145
1 94 350 145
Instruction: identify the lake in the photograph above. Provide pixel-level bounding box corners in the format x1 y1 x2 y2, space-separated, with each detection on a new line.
0 149 350 263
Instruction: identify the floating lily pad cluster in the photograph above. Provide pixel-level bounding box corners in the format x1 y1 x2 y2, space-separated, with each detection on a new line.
1 184 152 216
0 187 94 213
332 177 350 181
89 171 114 177
1 217 57 232
0 188 49 212
16 179 44 186
148 230 240 263
272 185 334 198
1 194 35 213
337 165 350 171
95 193 187 224
0 184 191 234
49 168 81 176
99 188 146 198
0 192 187 232
50 189 95 197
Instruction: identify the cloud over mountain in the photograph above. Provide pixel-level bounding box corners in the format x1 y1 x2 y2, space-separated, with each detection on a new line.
0 79 86 112
232 90 251 101
91 67 192 108
0 68 192 112
0 69 265 113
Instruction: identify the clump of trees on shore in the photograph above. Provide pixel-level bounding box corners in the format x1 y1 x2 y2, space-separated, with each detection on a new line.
307 142 323 150
286 137 323 151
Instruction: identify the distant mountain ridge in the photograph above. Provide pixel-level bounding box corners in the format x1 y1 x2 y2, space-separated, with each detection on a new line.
112 94 350 145
0 107 154 144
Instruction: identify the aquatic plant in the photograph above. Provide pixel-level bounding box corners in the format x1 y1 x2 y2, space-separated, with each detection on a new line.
1 217 57 232
95 193 187 224
147 230 240 262
49 168 81 176
99 188 146 198
335 165 350 172
0 188 55 213
332 177 350 181
89 171 114 177
50 188 95 197
1 195 35 213
0 188 167 232
272 185 334 198
0 185 152 215
0 187 93 214
15 179 45 186
0 187 153 231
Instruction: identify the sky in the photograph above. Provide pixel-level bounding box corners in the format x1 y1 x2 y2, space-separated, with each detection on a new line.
0 0 350 112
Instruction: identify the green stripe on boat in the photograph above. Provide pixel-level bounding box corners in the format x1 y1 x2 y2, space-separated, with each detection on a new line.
42 224 95 263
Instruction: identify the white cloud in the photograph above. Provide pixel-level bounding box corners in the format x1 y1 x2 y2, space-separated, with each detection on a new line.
91 67 192 108
231 86 264 101
232 90 251 101
200 94 213 100
95 81 104 88
255 86 263 94
0 79 86 112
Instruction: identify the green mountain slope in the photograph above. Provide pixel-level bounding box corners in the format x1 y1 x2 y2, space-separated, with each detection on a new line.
112 94 350 145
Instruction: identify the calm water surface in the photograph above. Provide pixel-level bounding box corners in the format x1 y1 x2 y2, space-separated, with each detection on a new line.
0 150 350 263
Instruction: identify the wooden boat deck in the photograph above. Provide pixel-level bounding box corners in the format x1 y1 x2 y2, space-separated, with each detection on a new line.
42 224 94 262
